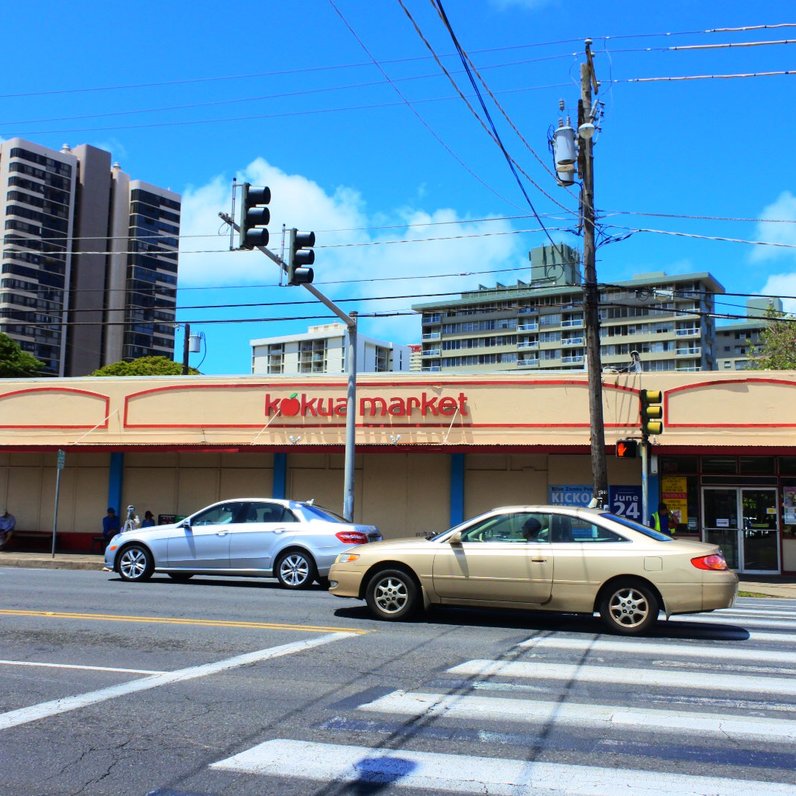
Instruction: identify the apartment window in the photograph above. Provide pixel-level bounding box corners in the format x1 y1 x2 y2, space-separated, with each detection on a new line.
298 339 327 373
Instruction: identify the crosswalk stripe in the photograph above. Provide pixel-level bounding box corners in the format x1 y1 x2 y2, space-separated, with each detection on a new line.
516 636 796 664
719 608 796 618
357 691 796 743
449 659 796 695
211 738 796 795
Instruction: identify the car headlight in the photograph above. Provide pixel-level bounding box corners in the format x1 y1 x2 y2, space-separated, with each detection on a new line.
335 552 360 564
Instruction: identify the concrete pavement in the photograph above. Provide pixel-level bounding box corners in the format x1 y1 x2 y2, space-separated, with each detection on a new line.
1 550 795 598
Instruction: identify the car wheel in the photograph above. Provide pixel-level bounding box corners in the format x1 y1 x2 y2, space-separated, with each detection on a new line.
168 573 193 582
599 579 659 635
117 544 154 582
275 550 317 589
365 568 418 621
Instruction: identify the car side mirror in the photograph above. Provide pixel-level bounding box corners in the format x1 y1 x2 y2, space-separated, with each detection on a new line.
180 519 192 530
449 530 463 546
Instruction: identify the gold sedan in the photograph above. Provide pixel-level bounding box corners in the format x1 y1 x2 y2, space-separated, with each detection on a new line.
329 506 738 635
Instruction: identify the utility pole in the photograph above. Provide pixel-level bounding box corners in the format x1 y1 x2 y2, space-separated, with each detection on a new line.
578 39 608 506
181 323 191 375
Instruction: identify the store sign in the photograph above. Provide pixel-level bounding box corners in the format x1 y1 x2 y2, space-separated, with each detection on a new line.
263 391 469 420
609 485 642 521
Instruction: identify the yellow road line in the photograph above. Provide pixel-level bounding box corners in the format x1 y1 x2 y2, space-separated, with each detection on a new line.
0 609 368 635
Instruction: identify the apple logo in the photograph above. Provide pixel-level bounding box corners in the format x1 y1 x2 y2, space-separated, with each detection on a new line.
280 392 300 417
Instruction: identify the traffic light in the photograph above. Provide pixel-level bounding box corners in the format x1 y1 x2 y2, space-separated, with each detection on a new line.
640 389 663 436
239 183 271 250
615 439 638 459
286 228 315 285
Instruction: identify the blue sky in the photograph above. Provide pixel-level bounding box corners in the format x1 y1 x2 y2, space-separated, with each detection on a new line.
3 0 795 374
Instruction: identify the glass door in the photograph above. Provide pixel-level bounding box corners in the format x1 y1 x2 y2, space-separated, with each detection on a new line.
741 488 780 573
702 488 739 570
702 487 780 573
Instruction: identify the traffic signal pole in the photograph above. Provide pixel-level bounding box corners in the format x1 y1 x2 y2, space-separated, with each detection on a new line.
578 40 608 507
219 210 358 522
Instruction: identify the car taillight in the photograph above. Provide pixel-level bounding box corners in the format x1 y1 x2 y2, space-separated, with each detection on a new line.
691 553 729 571
335 531 368 544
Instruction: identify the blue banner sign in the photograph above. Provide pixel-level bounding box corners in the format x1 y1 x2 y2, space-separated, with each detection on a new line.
609 485 643 522
548 485 592 507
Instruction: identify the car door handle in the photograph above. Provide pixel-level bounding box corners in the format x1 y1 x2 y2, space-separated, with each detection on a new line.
216 531 229 537
531 558 548 563
273 528 286 534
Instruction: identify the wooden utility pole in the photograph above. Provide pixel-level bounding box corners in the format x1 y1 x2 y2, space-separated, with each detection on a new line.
578 39 608 506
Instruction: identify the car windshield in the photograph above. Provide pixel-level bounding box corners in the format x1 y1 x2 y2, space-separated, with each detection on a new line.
299 504 347 523
602 512 673 541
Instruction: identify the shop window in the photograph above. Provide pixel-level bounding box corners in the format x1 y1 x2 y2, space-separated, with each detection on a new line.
660 456 698 475
739 457 775 475
779 457 796 476
702 457 737 475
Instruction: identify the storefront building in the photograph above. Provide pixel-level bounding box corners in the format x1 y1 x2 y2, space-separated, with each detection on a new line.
1 371 794 575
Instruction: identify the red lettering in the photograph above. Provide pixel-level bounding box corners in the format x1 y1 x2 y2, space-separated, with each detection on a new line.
438 397 457 415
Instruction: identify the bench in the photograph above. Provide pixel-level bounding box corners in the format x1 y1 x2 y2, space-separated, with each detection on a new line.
0 530 53 552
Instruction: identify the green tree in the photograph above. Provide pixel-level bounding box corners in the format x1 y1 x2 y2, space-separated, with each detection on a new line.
750 308 796 370
91 356 200 376
0 332 45 377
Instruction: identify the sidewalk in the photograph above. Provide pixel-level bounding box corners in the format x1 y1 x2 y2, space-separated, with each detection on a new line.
1 550 795 598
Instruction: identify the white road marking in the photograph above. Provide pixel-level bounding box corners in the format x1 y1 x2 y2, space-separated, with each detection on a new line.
449 659 796 695
358 690 796 743
0 660 165 675
0 632 355 732
211 738 796 795
719 608 796 618
516 636 796 664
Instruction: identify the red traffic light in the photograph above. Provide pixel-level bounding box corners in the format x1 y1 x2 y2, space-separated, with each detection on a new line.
616 439 638 459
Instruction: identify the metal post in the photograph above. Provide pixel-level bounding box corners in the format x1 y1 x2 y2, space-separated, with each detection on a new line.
218 211 359 521
343 314 358 521
640 438 649 526
51 449 65 557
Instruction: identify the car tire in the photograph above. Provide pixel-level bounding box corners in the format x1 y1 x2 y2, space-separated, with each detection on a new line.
365 568 418 621
599 579 659 635
117 544 154 582
168 573 194 582
275 550 317 589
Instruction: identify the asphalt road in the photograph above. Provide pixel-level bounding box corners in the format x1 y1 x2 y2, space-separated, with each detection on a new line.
2 567 795 795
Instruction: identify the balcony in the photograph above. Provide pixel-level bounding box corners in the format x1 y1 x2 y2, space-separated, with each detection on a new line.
562 354 585 365
422 331 441 341
422 348 441 358
676 327 699 337
561 318 584 328
676 347 701 357
517 340 539 350
517 322 539 332
517 357 540 368
561 337 584 347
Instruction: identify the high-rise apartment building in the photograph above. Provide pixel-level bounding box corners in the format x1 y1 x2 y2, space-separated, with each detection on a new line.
0 138 180 376
413 244 723 373
251 323 413 375
715 296 783 371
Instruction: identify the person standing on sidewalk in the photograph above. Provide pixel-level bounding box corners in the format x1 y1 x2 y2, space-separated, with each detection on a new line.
650 502 671 535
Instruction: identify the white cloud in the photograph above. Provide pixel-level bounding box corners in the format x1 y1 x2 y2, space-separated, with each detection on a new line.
759 274 796 315
178 157 529 345
750 190 796 263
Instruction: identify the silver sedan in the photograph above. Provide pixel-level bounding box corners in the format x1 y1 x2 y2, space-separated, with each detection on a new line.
104 498 381 589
